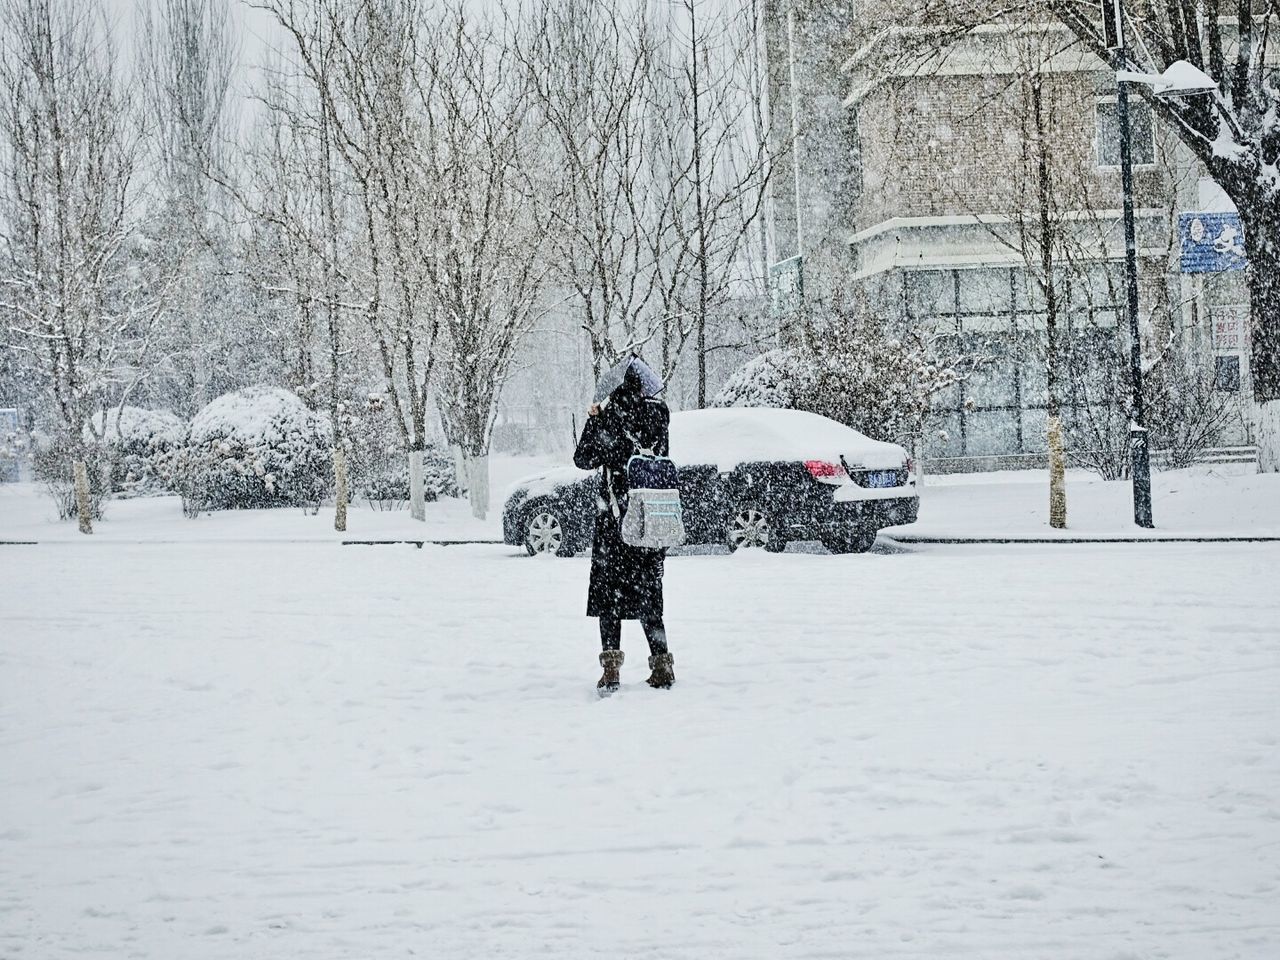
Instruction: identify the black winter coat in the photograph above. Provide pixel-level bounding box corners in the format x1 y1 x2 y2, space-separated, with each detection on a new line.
573 395 670 620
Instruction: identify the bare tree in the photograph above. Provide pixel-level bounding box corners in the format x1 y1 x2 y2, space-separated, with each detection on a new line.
653 0 774 407
642 0 774 405
314 5 350 532
252 0 442 524
970 29 1091 527
236 32 355 531
1026 72 1069 527
242 68 325 405
1061 165 1239 480
519 0 775 407
519 0 662 377
319 0 446 522
0 0 159 533
137 0 239 414
1046 0 1280 471
418 10 549 520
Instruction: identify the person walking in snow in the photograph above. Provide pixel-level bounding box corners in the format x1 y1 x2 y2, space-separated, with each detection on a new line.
573 355 676 694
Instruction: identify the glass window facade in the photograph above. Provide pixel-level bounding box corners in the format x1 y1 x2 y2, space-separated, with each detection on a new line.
906 266 1126 459
1214 355 1241 392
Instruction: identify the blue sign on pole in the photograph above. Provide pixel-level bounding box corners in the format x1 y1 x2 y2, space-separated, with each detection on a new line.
1179 212 1247 273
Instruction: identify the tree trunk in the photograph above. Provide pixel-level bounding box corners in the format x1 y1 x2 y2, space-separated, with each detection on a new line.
73 459 93 535
99 451 113 495
451 443 467 495
408 449 426 521
1245 206 1280 471
1047 414 1067 529
333 443 348 532
1032 79 1067 530
466 453 489 521
690 0 708 409
1255 400 1280 472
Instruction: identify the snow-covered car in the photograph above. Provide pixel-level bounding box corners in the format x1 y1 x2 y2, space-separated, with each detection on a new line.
503 408 919 556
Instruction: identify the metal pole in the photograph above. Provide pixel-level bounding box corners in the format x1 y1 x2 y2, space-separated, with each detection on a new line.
689 0 707 409
1113 44 1155 527
786 7 803 258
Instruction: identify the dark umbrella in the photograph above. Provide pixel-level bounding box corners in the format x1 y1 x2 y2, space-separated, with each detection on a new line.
593 355 664 404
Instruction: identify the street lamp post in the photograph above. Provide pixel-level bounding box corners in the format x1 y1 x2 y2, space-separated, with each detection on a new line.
1104 0 1154 527
1112 47 1154 527
1105 0 1218 528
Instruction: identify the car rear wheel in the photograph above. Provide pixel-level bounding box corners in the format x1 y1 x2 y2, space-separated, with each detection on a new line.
727 504 787 553
525 508 574 557
821 529 877 554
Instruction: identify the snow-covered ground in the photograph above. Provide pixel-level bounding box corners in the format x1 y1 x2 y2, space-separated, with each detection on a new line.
903 463 1280 539
0 455 562 543
2 539 1278 958
2 459 1278 542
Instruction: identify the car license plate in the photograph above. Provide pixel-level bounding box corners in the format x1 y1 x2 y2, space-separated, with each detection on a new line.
864 470 899 488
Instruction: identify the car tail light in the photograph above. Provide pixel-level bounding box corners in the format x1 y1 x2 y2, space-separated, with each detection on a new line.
905 456 916 475
804 460 844 480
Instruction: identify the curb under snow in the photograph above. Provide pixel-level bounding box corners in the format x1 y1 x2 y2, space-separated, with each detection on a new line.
881 534 1280 544
4 536 1280 548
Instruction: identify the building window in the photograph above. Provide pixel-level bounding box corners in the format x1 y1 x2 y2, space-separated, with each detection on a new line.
964 410 1020 457
1096 98 1155 167
925 411 964 458
965 358 1019 408
957 268 1013 315
906 270 955 319
1214 355 1241 392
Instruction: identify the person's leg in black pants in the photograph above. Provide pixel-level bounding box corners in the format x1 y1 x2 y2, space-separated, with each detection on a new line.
599 616 668 656
640 619 668 655
599 616 622 651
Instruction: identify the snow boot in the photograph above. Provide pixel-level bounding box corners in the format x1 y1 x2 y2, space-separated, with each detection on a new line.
646 652 675 689
598 650 625 695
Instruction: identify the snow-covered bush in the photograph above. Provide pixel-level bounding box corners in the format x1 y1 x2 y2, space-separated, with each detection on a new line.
348 394 459 510
0 417 30 483
162 387 333 513
32 432 109 521
1063 325 1241 479
715 307 962 445
713 348 807 410
86 406 185 495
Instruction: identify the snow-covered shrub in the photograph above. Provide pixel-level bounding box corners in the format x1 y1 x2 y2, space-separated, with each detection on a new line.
348 394 459 510
715 307 962 445
31 432 109 521
152 441 219 518
713 348 806 410
86 406 185 495
165 387 333 513
1062 324 1240 479
0 417 30 483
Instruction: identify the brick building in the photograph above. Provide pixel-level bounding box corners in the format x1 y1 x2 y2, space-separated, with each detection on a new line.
763 3 1253 464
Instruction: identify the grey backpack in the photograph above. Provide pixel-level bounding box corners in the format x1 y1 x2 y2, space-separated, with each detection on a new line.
618 451 687 549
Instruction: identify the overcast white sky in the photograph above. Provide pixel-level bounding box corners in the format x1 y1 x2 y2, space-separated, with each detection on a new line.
95 0 289 141
100 0 281 78
96 0 701 126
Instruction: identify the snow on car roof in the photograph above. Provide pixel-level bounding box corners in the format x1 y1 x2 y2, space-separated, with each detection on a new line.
670 408 905 471
507 408 906 499
507 465 591 501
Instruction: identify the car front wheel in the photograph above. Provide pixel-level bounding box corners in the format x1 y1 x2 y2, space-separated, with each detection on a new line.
525 507 574 557
821 529 877 554
727 504 786 553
